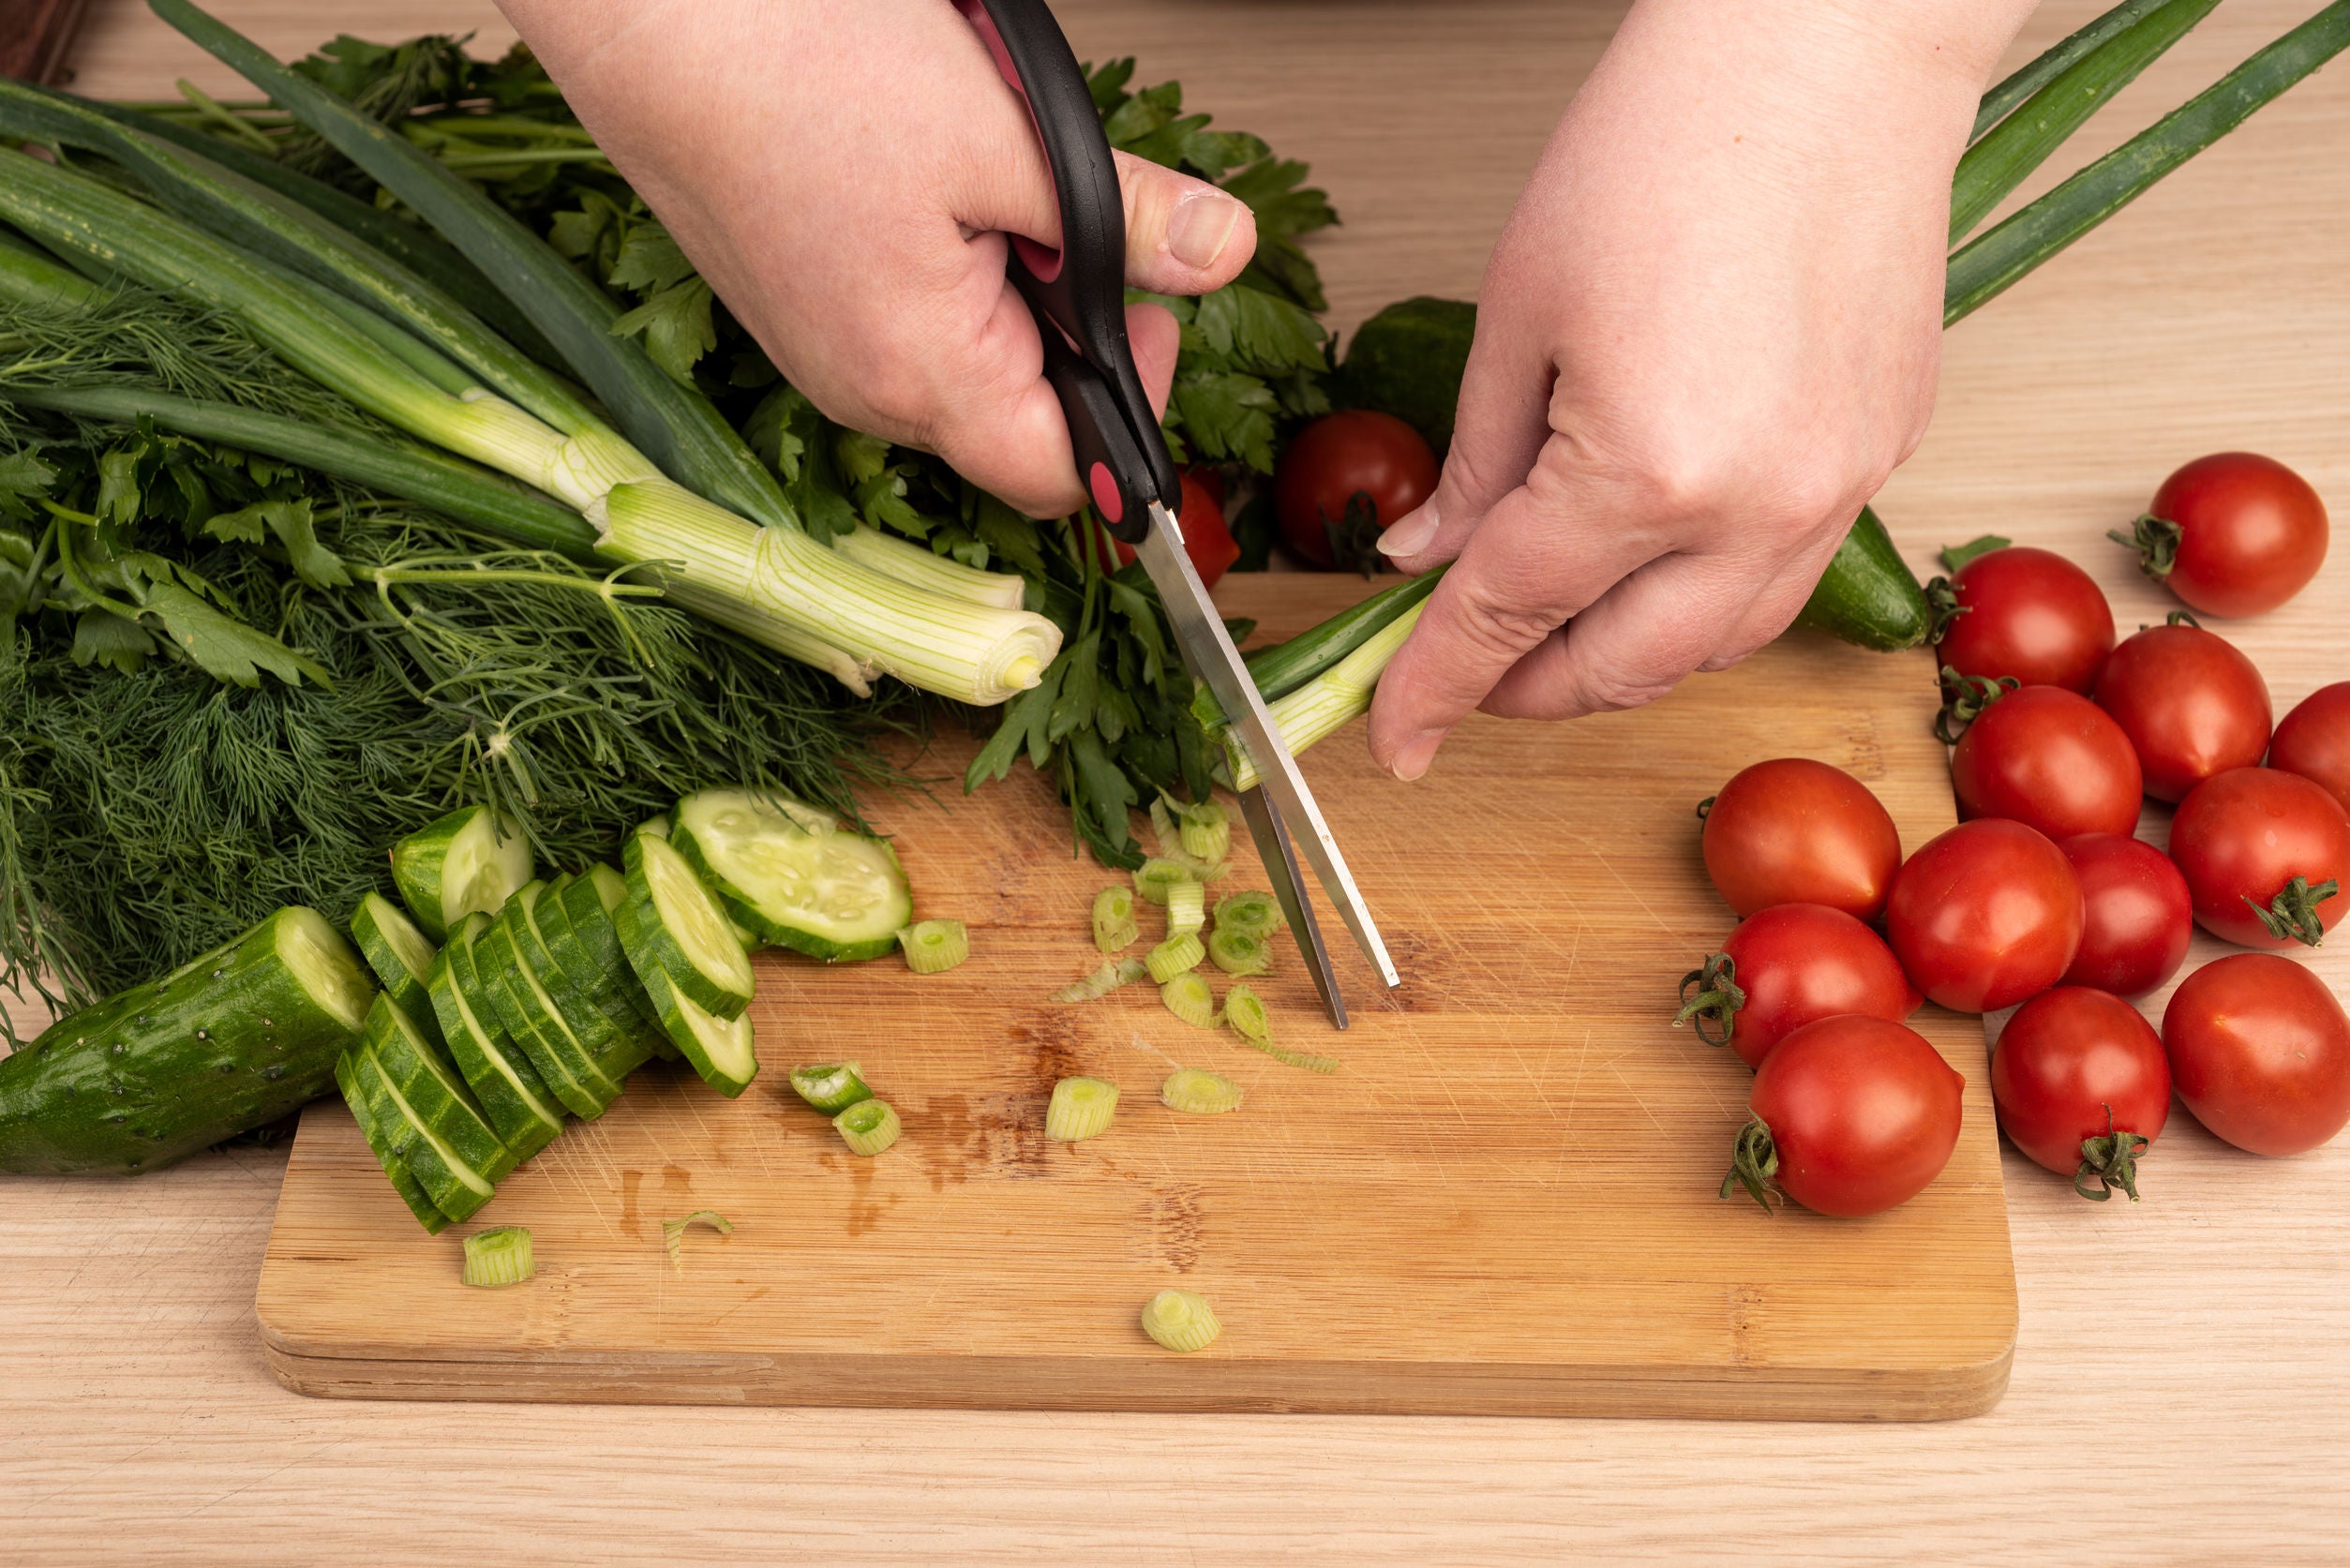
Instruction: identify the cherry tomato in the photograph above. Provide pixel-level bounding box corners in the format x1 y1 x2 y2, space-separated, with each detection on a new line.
1724 1015 1965 1217
1677 903 1920 1069
1934 545 2115 693
2169 767 2350 948
1273 411 1437 569
2058 833 2193 996
1991 987 2170 1199
1950 685 2143 841
2269 681 2350 816
2090 619 2271 802
2163 952 2350 1157
2129 452 2329 618
1884 818 2084 1013
1111 471 1240 589
1700 758 1903 921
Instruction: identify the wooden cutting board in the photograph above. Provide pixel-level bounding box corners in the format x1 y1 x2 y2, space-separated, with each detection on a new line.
256 576 2015 1421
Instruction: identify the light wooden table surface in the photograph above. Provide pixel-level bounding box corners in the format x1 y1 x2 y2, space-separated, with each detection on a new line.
8 1 2350 1561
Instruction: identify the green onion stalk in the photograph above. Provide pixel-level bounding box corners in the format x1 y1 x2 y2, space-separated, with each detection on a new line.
1198 0 2350 779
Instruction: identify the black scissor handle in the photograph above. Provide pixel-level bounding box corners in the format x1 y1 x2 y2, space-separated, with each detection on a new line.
957 0 1180 540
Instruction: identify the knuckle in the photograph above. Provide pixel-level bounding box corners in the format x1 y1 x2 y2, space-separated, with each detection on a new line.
1448 579 1560 662
1572 652 1680 714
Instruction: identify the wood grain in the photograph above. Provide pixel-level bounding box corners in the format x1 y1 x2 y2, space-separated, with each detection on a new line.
3 0 2348 1560
256 600 2014 1420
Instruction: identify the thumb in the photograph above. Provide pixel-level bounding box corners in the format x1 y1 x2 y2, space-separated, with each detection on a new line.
1373 306 1555 570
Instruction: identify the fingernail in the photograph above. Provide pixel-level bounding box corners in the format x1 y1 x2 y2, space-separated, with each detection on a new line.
1168 188 1242 269
1387 728 1445 783
1377 501 1439 558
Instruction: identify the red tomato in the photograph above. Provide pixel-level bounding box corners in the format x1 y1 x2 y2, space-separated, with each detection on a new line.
1934 545 2116 693
1111 471 1239 589
2058 833 2193 997
1678 903 1920 1069
1991 987 2170 1198
1725 1015 1965 1217
1950 685 2143 841
1272 411 1438 569
2090 619 2271 802
1699 758 1903 921
2130 452 2329 618
2270 681 2350 816
1884 818 2084 1013
2163 952 2350 1157
2169 767 2350 948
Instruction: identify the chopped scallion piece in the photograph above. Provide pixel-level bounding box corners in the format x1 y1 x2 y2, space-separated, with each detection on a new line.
662 1209 735 1273
789 1061 872 1114
1132 857 1197 905
897 918 969 974
1206 928 1270 977
461 1226 535 1288
1145 932 1205 984
833 1098 902 1157
1212 889 1285 940
1160 1068 1243 1115
1149 797 1183 859
1224 984 1340 1074
1165 880 1205 940
1044 1076 1119 1142
1160 973 1217 1029
1141 1288 1221 1352
1091 885 1140 954
1176 799 1231 864
1051 956 1150 1003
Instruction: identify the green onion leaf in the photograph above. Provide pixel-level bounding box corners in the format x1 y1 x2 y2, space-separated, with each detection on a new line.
461 1226 535 1288
1044 1076 1118 1142
1971 0 2178 142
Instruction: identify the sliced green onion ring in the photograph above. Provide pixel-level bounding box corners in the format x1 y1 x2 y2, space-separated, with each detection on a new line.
1145 932 1205 984
1223 983 1340 1074
1132 857 1196 906
1212 889 1285 941
834 1098 902 1157
1206 928 1269 977
1160 973 1217 1029
1045 1076 1118 1142
789 1061 872 1114
1141 1288 1221 1353
1176 799 1231 864
1160 1068 1243 1115
1091 885 1140 953
662 1209 735 1272
1165 880 1205 940
897 918 970 974
461 1226 535 1288
1051 956 1149 1003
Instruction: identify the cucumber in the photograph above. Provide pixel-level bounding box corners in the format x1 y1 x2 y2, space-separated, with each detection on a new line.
619 830 756 1017
391 804 534 940
349 1041 493 1223
458 915 612 1120
427 921 563 1158
0 906 373 1174
477 909 620 1117
670 788 910 963
514 887 656 1086
586 861 627 915
544 874 678 1062
1792 507 1934 652
636 962 758 1098
335 1047 450 1233
350 891 442 1046
363 993 516 1184
1337 295 1476 454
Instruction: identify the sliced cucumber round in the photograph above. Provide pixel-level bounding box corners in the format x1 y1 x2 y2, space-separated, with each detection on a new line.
336 1049 450 1234
670 788 911 963
637 962 758 1098
427 930 563 1159
365 995 516 1184
391 804 534 940
350 1043 492 1223
463 915 612 1119
351 891 442 1045
620 831 754 1019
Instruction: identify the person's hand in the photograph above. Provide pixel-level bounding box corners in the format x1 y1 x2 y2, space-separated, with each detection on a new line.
494 0 1256 518
1365 0 2039 782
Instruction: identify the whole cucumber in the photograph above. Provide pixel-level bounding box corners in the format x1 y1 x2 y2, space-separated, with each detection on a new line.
0 906 375 1173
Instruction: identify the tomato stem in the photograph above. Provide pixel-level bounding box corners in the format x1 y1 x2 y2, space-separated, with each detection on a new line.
1934 665 2018 745
1673 953 1745 1049
2108 513 2181 581
2073 1104 2152 1202
2246 876 2340 948
1923 575 1967 644
1719 1116 1781 1213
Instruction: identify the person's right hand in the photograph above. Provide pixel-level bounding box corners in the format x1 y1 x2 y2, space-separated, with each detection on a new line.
494 0 1258 518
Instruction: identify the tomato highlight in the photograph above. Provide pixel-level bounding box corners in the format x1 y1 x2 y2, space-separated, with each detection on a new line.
2058 833 2193 997
1884 818 2083 1013
2163 953 2350 1157
2090 618 2272 802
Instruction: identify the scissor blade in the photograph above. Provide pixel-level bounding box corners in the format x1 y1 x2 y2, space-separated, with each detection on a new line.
1236 786 1345 1029
1134 501 1401 990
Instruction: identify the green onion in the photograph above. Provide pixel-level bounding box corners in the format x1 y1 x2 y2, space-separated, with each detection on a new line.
662 1209 735 1272
1971 0 2172 142
1131 856 1198 905
1160 972 1217 1029
1206 928 1270 977
1052 956 1149 1003
831 525 1026 611
897 918 969 974
1044 1076 1118 1142
1145 932 1205 984
1091 885 1140 954
1223 983 1340 1074
1189 565 1447 732
1140 1289 1221 1352
789 1061 873 1115
834 1098 902 1157
1175 799 1231 864
1164 881 1205 940
1160 1068 1242 1114
1212 889 1285 940
1226 602 1425 792
461 1225 535 1288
